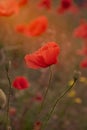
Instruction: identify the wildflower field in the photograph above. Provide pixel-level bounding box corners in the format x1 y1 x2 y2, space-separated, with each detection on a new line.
0 0 87 130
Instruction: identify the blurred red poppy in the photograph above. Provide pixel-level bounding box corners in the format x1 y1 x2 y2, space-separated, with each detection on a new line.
38 0 51 10
80 59 87 68
0 0 19 17
15 16 48 37
35 93 43 102
57 0 72 13
12 76 30 90
24 42 60 69
34 121 42 130
25 16 48 36
57 0 78 14
18 0 28 7
73 22 87 39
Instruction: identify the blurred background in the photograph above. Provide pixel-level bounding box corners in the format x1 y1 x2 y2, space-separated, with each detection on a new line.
0 0 87 130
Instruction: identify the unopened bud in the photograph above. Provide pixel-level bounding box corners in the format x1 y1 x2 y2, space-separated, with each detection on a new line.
73 70 81 81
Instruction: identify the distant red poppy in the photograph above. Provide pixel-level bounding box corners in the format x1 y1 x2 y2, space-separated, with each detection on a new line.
24 42 60 69
80 59 87 68
35 93 43 102
25 16 48 36
57 0 72 13
12 76 30 90
38 0 51 10
57 0 78 14
73 22 87 39
15 16 48 37
0 0 19 17
34 121 42 130
18 0 28 7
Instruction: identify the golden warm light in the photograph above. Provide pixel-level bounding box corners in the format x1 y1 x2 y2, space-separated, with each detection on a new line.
0 0 87 130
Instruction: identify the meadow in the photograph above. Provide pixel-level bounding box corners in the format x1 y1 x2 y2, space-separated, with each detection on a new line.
0 0 87 130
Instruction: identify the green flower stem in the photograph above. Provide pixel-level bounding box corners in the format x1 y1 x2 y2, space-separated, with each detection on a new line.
5 66 12 130
38 66 53 116
42 78 78 130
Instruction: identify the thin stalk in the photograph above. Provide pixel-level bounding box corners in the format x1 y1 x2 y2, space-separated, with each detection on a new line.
5 66 12 130
42 78 78 130
38 66 53 115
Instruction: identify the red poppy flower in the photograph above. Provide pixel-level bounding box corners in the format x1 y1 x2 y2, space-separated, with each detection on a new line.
57 0 78 14
57 0 72 13
0 0 19 17
12 76 30 90
24 42 60 69
38 0 51 10
80 59 87 68
18 0 28 7
73 22 87 39
15 16 48 37
25 16 48 37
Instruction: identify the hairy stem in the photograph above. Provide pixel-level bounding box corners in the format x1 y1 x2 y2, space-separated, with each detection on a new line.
38 66 52 115
42 78 78 130
5 66 12 130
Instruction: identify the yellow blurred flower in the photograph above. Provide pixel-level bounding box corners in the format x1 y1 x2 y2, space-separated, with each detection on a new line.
68 80 74 86
74 98 82 104
67 90 76 98
79 77 86 83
